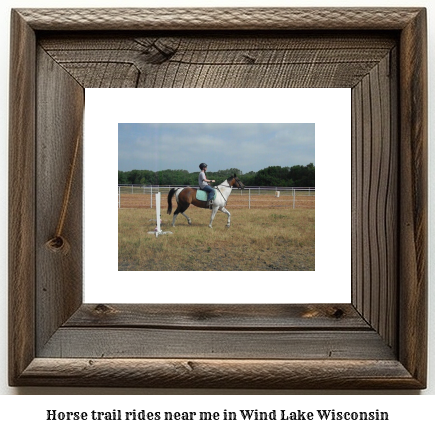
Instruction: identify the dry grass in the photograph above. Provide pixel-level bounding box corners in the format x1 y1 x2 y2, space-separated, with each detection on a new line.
119 191 315 210
119 206 315 271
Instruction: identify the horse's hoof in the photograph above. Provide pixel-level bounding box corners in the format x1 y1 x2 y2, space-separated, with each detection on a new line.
188 220 192 225
225 224 230 228
209 225 212 229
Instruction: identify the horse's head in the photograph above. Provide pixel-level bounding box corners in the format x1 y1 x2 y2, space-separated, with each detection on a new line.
228 174 245 189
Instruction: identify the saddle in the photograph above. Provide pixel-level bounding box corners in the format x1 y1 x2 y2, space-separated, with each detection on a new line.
196 189 216 202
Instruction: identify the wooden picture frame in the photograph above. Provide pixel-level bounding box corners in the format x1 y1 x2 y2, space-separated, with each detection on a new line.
9 8 427 389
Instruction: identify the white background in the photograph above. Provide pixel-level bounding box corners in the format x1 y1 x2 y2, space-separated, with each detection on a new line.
0 0 434 426
85 88 351 304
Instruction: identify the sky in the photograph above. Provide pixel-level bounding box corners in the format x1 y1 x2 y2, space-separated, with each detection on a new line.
118 123 315 174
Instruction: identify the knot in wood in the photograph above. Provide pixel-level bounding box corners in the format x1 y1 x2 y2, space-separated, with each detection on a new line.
94 304 116 315
45 236 70 255
332 308 345 319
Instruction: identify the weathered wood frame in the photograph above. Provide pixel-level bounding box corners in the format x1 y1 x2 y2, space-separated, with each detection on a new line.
9 8 427 389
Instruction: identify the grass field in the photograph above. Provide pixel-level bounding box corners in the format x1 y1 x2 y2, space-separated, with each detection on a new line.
118 205 315 271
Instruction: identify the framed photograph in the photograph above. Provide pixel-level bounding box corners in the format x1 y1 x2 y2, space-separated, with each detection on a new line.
87 88 348 304
9 8 427 388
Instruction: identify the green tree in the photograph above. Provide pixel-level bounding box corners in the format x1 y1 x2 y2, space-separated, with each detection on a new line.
118 170 127 184
118 164 314 187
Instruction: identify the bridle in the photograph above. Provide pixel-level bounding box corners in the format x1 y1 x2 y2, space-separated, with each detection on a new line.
233 177 243 189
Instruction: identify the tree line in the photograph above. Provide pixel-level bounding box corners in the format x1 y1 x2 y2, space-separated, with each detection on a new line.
118 163 314 187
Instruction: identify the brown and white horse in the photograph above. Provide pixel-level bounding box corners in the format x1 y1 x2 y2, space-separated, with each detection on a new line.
167 174 245 228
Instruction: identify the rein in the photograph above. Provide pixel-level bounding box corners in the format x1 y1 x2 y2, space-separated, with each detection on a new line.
216 178 242 204
216 183 231 204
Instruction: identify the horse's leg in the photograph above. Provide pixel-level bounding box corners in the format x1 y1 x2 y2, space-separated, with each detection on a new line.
173 203 191 227
219 207 231 228
208 205 219 228
181 212 192 225
171 210 179 227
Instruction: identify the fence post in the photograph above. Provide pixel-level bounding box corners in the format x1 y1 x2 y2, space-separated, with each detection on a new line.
118 186 120 208
156 192 161 232
249 188 251 209
293 188 296 209
150 186 153 209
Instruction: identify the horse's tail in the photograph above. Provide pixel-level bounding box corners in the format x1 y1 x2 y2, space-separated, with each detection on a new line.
167 188 177 214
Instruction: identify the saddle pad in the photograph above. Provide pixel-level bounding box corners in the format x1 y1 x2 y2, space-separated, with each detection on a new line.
196 189 216 202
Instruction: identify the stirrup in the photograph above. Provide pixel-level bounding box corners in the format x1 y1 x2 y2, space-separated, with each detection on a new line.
207 200 213 208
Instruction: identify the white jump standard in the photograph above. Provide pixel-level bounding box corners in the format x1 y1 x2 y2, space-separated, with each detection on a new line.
147 192 172 237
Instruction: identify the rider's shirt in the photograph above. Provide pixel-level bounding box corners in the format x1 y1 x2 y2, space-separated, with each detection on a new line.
198 171 208 189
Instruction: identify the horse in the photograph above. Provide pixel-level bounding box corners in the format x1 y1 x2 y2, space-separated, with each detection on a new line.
167 174 245 228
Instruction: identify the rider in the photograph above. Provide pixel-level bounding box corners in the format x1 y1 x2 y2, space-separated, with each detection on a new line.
198 163 215 208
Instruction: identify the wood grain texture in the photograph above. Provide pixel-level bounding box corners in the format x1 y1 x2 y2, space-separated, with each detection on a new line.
65 304 369 329
39 33 396 89
398 8 428 386
38 329 395 360
35 48 84 353
15 8 422 31
351 51 398 351
8 7 427 389
17 358 420 389
8 10 36 386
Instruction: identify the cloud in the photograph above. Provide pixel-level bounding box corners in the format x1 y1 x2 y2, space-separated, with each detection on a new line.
118 123 314 173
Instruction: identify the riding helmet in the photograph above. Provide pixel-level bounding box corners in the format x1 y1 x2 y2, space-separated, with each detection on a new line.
199 163 207 170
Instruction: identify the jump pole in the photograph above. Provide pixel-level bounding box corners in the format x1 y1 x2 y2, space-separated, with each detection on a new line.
148 192 172 238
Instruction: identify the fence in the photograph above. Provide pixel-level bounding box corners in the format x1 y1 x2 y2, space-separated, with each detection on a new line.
118 185 315 210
